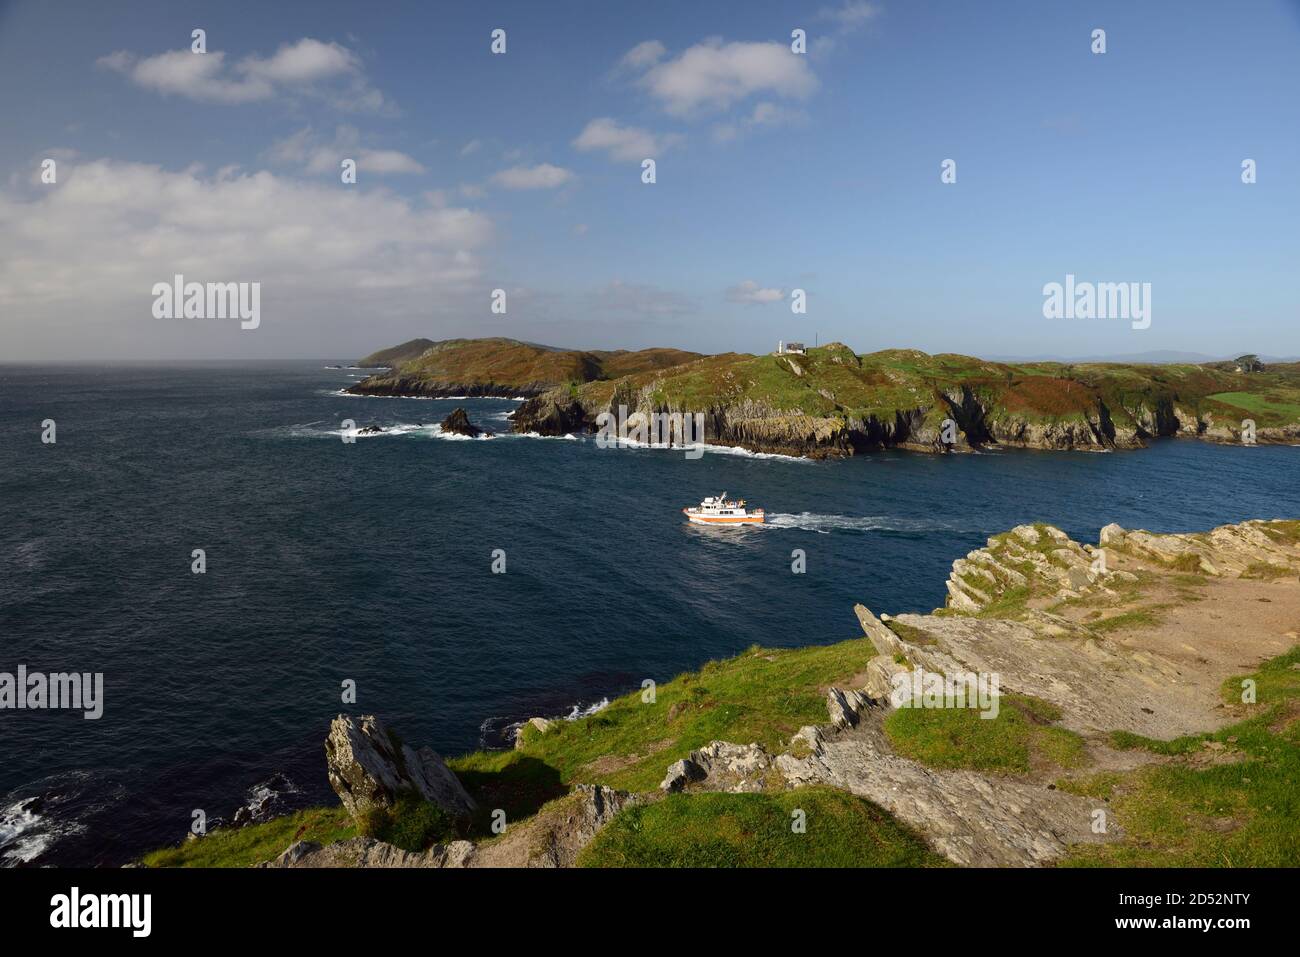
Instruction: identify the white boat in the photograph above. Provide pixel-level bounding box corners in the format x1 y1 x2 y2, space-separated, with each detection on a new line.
682 492 765 525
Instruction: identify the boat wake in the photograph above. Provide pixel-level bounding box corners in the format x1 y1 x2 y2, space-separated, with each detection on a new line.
761 512 962 533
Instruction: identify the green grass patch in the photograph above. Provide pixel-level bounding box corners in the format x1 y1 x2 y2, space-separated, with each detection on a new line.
576 787 948 868
139 807 355 868
1240 561 1295 580
496 638 878 793
1054 772 1123 801
1205 390 1300 424
1166 553 1205 573
973 585 1032 620
883 693 1087 774
884 617 937 646
1088 607 1163 634
356 793 460 851
1067 645 1300 866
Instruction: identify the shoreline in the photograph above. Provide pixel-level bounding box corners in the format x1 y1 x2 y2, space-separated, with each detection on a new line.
131 516 1300 869
339 383 1300 459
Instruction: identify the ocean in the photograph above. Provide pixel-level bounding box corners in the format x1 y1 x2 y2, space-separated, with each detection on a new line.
2 361 1298 866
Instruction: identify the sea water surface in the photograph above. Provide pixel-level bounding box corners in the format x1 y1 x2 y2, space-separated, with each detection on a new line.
2 361 1298 866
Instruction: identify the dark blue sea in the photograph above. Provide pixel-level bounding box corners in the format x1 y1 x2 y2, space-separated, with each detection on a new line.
3 362 1298 866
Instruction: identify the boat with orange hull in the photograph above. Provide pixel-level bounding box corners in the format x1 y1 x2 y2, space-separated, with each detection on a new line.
682 492 765 525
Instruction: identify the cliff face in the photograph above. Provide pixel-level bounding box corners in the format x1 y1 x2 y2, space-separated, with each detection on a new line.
227 517 1300 870
513 360 1300 457
349 336 1300 456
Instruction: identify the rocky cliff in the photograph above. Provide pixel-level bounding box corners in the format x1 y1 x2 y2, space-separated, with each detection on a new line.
510 344 1300 457
180 517 1299 870
347 337 1300 456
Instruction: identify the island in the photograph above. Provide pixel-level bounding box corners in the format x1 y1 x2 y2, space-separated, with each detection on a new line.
347 337 1300 458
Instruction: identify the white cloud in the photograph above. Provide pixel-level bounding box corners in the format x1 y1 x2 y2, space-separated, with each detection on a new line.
713 101 808 143
0 159 490 355
460 138 482 156
619 40 666 70
243 38 358 84
360 149 425 174
726 280 785 304
572 117 683 162
819 0 881 29
268 126 424 175
98 49 271 103
97 37 392 113
490 163 575 189
815 1 883 54
635 40 818 116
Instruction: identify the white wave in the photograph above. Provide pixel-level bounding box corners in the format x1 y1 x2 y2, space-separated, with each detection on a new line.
761 512 953 533
330 422 495 441
0 797 83 866
587 436 811 461
493 695 612 749
564 697 610 720
322 389 440 400
510 431 579 441
698 442 812 462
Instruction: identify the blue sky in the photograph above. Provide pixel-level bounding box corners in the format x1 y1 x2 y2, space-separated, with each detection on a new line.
1 0 1297 360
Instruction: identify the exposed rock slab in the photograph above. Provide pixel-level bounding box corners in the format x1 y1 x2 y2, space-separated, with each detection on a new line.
659 742 775 793
774 700 1119 867
324 714 476 819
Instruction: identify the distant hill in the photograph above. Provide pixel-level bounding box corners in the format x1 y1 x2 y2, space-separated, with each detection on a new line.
348 337 702 397
357 338 438 368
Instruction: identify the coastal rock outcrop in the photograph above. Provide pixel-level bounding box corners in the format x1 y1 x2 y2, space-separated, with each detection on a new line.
324 714 476 820
1100 520 1300 578
659 741 775 793
264 784 636 869
773 695 1121 867
439 407 491 438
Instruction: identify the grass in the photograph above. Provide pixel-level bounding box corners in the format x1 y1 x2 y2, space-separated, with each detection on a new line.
1240 561 1295 580
142 636 879 866
354 338 1300 449
1205 389 1300 425
883 693 1088 774
1088 607 1163 634
576 787 948 868
141 620 1300 869
139 807 355 868
357 793 460 851
883 617 937 645
473 637 878 794
1064 644 1300 866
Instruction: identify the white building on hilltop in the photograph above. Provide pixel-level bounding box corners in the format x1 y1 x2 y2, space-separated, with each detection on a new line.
776 341 806 355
